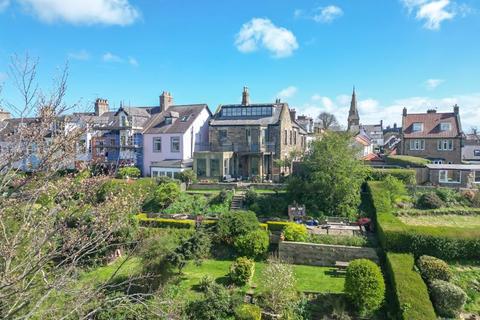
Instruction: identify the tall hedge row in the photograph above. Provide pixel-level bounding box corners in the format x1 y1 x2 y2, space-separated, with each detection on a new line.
386 253 436 320
368 168 417 185
367 181 480 260
385 155 431 167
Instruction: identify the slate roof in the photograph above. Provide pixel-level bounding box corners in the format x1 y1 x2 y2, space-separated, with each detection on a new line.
426 164 480 170
403 111 462 138
143 104 209 134
210 103 283 126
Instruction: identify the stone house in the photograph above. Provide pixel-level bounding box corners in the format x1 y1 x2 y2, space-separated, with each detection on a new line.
193 88 307 181
462 133 480 164
399 106 464 164
424 164 480 188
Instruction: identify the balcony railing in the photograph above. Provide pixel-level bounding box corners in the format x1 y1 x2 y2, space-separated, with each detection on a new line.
209 142 277 154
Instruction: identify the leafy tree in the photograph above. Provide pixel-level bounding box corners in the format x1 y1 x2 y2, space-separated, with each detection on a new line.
317 112 340 130
178 169 197 187
144 182 181 211
383 175 408 205
216 210 259 244
229 257 255 286
234 229 269 259
116 166 141 179
287 132 368 218
283 223 308 242
186 282 234 320
166 229 211 273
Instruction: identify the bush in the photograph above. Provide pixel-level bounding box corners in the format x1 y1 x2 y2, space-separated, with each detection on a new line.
385 155 431 167
417 255 452 282
234 304 262 320
283 223 308 242
307 234 369 247
198 275 215 293
386 253 436 320
186 282 233 320
430 280 467 318
472 189 480 208
229 257 255 286
217 211 259 244
266 221 291 232
143 182 181 212
234 229 269 259
244 188 258 207
368 168 416 185
116 166 141 179
137 215 195 229
416 192 444 209
344 259 385 317
434 188 466 207
178 169 196 186
383 175 408 205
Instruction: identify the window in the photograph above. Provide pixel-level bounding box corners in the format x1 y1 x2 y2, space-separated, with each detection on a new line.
197 159 206 176
110 138 116 146
284 130 288 145
210 159 220 177
219 130 227 142
171 137 180 152
412 123 424 132
433 160 444 164
224 159 229 175
261 128 267 145
437 139 453 151
294 130 297 145
440 122 451 131
120 115 128 126
289 130 292 145
409 139 425 150
153 137 162 152
180 115 189 122
120 136 126 146
439 170 461 183
251 157 259 175
474 150 480 157
245 129 251 144
475 171 480 183
165 117 172 125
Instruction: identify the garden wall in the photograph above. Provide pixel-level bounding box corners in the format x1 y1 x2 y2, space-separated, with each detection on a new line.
278 241 379 267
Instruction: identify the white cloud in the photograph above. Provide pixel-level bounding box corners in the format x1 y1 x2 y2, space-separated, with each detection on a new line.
235 18 299 58
102 52 123 63
297 92 480 131
68 49 90 61
18 0 140 26
400 0 470 30
424 78 445 90
128 57 138 67
277 86 298 99
0 0 9 12
313 5 344 23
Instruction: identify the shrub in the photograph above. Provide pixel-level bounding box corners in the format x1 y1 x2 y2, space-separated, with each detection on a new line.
166 229 212 273
178 169 196 186
386 253 436 320
417 255 452 282
137 216 195 229
217 211 259 244
385 155 431 167
368 168 416 185
116 167 141 179
430 280 467 318
383 175 408 204
344 259 385 316
416 192 444 209
186 282 233 320
143 182 181 212
234 229 269 259
234 304 262 320
434 188 467 207
229 257 255 286
283 223 308 242
266 221 290 232
244 188 258 207
198 275 215 293
307 234 369 247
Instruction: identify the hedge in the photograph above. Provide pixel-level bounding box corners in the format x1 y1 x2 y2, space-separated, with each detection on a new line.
266 221 291 232
368 181 480 260
386 253 436 320
397 207 480 216
368 168 416 185
385 155 430 167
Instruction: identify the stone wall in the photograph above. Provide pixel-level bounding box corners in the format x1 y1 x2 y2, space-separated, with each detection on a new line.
278 241 379 267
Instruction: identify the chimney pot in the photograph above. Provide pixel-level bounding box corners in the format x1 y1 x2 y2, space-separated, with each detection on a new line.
402 107 407 117
160 91 174 112
454 104 459 114
242 87 250 106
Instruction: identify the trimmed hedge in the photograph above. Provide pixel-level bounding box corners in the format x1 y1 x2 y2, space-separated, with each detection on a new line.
266 221 290 231
385 155 431 167
369 168 417 185
386 253 436 320
397 207 480 216
368 181 480 260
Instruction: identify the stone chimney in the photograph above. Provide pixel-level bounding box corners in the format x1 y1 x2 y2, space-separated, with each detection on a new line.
453 104 459 115
402 107 407 117
427 109 437 114
290 108 296 121
275 98 281 104
95 98 109 116
160 91 173 112
0 108 11 122
242 87 250 106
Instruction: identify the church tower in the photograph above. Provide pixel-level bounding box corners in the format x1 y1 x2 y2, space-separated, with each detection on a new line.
347 87 360 132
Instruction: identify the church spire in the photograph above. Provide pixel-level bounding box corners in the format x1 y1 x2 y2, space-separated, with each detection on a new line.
348 86 360 132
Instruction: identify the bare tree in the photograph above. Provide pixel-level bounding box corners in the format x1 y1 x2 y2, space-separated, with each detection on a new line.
0 55 163 319
317 111 340 131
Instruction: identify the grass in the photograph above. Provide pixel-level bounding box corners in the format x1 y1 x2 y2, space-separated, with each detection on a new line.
78 256 142 287
450 261 480 313
399 214 480 228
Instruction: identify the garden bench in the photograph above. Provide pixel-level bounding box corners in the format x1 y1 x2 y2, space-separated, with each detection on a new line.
334 261 349 275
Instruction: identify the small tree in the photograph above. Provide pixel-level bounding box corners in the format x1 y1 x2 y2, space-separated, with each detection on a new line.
186 282 233 320
234 229 269 259
229 257 255 286
178 169 197 187
344 259 385 316
383 175 408 205
216 210 259 244
153 181 181 209
283 223 308 242
317 111 340 131
116 166 141 179
430 280 467 318
166 229 211 273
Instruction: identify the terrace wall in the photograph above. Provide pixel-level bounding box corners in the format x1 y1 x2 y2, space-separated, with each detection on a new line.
278 241 379 267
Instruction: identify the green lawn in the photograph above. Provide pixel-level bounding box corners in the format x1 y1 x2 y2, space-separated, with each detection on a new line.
399 215 480 228
78 256 142 287
450 262 480 313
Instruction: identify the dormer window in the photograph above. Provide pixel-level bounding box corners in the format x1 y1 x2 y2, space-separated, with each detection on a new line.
180 115 189 122
412 123 423 132
165 117 172 125
440 122 451 131
120 115 128 126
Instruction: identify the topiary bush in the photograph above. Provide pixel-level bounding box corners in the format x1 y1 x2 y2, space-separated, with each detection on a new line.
116 166 141 179
229 257 255 286
344 259 385 317
283 223 308 242
416 255 452 282
234 304 262 320
234 229 269 259
416 192 444 209
429 280 467 318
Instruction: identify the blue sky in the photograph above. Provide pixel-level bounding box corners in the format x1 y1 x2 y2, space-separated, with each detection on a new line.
0 0 479 129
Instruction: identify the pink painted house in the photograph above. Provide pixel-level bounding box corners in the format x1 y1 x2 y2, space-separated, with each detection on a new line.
142 92 211 177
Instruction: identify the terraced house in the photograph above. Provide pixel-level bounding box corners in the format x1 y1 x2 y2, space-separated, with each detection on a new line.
193 87 307 182
400 106 464 164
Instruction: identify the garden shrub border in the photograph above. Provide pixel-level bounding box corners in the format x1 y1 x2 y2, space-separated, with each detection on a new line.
368 168 417 185
386 253 436 320
367 181 480 260
385 155 431 167
397 207 480 216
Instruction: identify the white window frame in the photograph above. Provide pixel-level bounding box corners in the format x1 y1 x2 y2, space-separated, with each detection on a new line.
474 171 480 184
409 139 425 150
412 123 424 132
153 137 162 152
171 136 180 153
437 139 453 151
440 122 451 131
439 170 461 184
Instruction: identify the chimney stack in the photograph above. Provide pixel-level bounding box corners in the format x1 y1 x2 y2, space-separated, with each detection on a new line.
290 108 296 121
160 91 173 112
95 98 109 116
0 108 11 122
242 87 250 106
453 104 459 115
402 107 407 117
427 109 437 114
